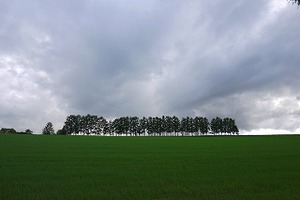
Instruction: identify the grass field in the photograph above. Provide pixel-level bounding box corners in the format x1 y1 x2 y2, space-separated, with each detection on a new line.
0 134 300 199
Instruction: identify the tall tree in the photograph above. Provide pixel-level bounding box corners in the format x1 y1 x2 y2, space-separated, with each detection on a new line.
199 117 209 135
123 117 130 136
103 120 113 136
211 117 223 134
221 118 239 135
63 115 81 135
172 116 180 136
95 116 107 135
147 117 154 136
139 117 148 136
222 118 231 134
112 118 122 135
129 116 139 136
161 116 168 134
165 116 173 135
42 122 55 135
169 116 176 133
180 117 188 135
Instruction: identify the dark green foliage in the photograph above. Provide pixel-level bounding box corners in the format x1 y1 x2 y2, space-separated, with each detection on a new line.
63 115 81 134
222 117 239 135
194 117 209 135
129 116 139 136
139 117 148 135
96 116 108 135
0 128 33 134
211 117 239 135
61 114 238 136
56 129 66 135
42 122 55 135
164 116 173 134
211 117 223 134
1 134 300 199
113 117 130 135
103 120 112 135
180 117 189 133
200 117 210 134
25 129 33 134
0 115 239 136
172 116 180 135
0 128 17 134
147 117 154 135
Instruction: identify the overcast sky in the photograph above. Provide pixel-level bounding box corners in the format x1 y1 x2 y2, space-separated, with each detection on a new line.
1 0 300 133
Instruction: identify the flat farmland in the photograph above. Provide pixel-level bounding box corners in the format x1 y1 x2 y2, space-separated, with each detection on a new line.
0 134 300 199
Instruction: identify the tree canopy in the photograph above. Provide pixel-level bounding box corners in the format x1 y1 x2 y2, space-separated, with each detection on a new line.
0 128 32 134
42 122 55 135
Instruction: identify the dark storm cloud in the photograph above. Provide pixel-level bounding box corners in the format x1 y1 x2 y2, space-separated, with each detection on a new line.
45 1 181 116
1 0 300 133
154 1 300 128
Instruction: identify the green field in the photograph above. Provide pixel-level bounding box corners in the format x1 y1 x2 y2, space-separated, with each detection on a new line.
0 134 300 199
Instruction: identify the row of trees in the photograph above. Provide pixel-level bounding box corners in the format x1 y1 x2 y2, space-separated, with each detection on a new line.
56 115 239 136
0 128 33 134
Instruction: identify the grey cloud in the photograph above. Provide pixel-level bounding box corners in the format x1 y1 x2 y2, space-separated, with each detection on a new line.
1 0 300 132
157 1 300 111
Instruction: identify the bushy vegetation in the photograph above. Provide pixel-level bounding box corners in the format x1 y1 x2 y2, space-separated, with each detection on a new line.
0 134 300 199
0 128 32 134
42 122 55 135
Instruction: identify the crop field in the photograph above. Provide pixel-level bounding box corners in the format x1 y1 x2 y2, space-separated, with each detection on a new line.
0 134 300 199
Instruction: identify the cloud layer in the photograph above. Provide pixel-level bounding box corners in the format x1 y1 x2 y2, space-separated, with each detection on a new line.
1 0 300 133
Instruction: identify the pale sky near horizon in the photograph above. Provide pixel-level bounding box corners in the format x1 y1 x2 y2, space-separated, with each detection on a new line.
1 0 300 134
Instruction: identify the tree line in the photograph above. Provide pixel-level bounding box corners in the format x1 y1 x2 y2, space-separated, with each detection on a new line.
0 128 33 135
53 115 239 136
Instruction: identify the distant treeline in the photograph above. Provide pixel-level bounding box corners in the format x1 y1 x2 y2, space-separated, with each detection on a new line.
56 115 239 136
0 128 33 135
